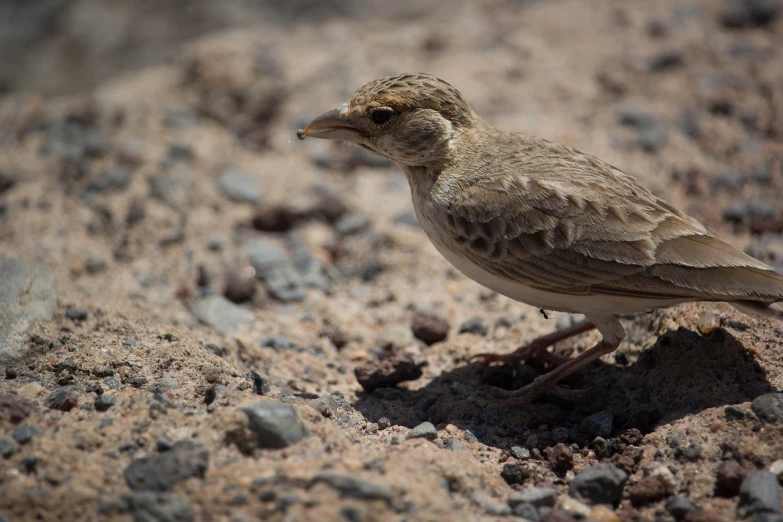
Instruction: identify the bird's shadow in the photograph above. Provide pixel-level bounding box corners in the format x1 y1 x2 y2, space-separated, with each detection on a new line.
352 326 777 449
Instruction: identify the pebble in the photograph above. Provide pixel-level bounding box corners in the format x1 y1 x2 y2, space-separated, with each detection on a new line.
617 105 666 153
406 422 438 441
334 212 370 236
665 495 701 521
446 438 466 452
223 270 256 303
190 294 253 336
648 49 684 72
0 436 15 458
124 441 209 492
260 335 294 351
308 395 338 418
569 463 628 505
12 424 42 445
510 446 531 460
392 212 420 228
508 487 557 508
739 471 783 517
715 460 748 497
721 0 781 27
354 347 423 392
724 405 746 421
44 385 80 411
752 393 783 423
458 316 489 336
87 165 132 194
472 492 511 516
239 401 309 450
264 265 307 303
250 371 271 395
547 443 574 473
215 166 262 204
84 257 107 274
99 492 194 522
770 459 783 481
629 475 671 506
0 393 36 422
501 462 532 485
247 239 288 277
411 311 450 345
307 473 393 505
512 502 540 520
65 307 88 321
579 410 614 438
0 258 56 363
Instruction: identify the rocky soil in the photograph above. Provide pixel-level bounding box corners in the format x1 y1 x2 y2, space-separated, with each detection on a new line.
1 0 783 521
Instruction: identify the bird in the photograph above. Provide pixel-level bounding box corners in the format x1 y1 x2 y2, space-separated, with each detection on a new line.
297 73 783 405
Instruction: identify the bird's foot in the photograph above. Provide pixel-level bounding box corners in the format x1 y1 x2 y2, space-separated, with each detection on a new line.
479 382 590 406
471 340 568 367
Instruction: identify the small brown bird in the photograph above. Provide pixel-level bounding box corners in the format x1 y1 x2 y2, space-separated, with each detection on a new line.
298 73 783 405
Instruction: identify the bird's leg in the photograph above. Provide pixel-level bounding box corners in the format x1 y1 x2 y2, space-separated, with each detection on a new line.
480 338 620 406
471 319 596 367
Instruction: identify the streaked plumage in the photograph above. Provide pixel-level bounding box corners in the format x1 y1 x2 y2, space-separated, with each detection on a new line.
299 73 783 403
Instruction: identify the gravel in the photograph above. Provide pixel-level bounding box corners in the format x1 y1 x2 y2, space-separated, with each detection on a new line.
124 441 209 492
0 258 56 363
406 421 438 441
569 463 628 505
738 471 783 517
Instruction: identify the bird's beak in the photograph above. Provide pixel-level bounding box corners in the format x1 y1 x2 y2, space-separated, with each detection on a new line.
297 104 361 141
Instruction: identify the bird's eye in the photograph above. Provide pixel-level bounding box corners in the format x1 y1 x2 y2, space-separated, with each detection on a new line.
370 108 394 125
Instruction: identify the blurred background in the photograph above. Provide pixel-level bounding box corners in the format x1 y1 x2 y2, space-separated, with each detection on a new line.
0 1 782 521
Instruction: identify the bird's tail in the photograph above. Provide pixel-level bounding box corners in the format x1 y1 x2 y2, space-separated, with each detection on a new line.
731 300 783 322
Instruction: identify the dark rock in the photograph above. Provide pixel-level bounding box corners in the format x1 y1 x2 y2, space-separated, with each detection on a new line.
547 443 574 473
629 476 671 506
618 106 666 153
406 422 438 441
321 323 348 349
411 311 450 345
215 166 261 204
87 165 132 193
260 335 295 351
746 234 783 273
512 502 540 521
678 108 703 140
723 200 775 226
223 271 256 304
264 265 307 303
508 487 557 508
334 213 370 236
739 471 782 517
648 50 684 72
721 0 781 27
156 437 173 452
752 393 783 423
354 346 423 392
580 410 614 438
0 258 56 363
715 460 748 497
65 307 88 321
124 441 209 492
236 401 308 451
12 424 41 445
99 492 195 522
95 392 117 412
725 405 746 421
666 495 701 521
0 393 35 423
501 462 532 485
84 257 107 274
0 171 17 193
250 371 270 395
0 436 15 458
44 385 80 411
472 492 511 516
510 446 531 460
377 417 391 430
569 463 628 505
459 316 489 336
482 365 515 389
307 472 393 505
190 294 253 336
251 205 302 232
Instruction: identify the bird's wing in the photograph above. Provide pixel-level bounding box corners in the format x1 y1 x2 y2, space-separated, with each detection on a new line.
436 136 783 303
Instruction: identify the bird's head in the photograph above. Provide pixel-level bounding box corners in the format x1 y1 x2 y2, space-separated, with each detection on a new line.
298 73 476 167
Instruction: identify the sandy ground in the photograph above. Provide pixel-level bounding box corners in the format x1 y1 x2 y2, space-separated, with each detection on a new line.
1 0 783 521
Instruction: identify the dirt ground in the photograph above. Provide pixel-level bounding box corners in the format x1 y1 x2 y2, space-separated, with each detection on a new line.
1 0 783 521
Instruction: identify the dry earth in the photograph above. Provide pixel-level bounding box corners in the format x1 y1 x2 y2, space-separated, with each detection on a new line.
1 0 783 521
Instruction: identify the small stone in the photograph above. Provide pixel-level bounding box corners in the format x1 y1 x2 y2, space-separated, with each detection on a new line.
0 393 35 422
721 0 781 27
88 165 132 193
458 316 488 336
215 166 261 204
752 393 783 423
264 265 307 303
99 492 194 522
501 462 532 485
739 471 782 517
648 49 684 72
770 459 783 481
44 385 80 411
0 436 15 458
618 105 666 153
510 446 531 460
629 476 671 506
569 463 628 505
308 395 338 418
152 376 179 394
84 257 107 274
446 438 467 452
190 294 253 336
260 335 294 351
580 410 614 438
65 307 88 321
12 424 41 445
472 492 511 516
250 371 270 395
725 405 745 421
334 213 370 236
411 311 450 345
237 401 308 450
406 422 437 441
95 394 117 412
354 346 422 392
508 487 557 508
665 495 701 521
124 441 209 492
716 460 748 497
307 473 393 505
247 239 288 277
548 443 574 473
223 270 256 304
512 502 540 520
